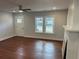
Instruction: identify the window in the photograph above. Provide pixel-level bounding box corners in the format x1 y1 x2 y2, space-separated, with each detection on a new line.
16 14 24 23
17 19 23 23
45 17 54 33
35 16 54 34
35 17 43 32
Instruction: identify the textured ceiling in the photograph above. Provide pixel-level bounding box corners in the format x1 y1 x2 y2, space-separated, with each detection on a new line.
0 0 70 12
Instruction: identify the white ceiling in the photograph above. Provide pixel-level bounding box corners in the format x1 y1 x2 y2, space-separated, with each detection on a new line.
0 0 70 12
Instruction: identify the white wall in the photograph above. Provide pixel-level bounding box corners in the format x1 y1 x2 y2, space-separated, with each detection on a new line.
66 32 79 59
62 0 79 59
66 0 79 30
0 12 15 41
14 10 67 41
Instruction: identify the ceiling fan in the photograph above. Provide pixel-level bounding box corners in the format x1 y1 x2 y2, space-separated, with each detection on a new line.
18 5 31 12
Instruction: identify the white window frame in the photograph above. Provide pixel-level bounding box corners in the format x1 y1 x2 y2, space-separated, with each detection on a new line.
35 16 55 34
45 16 54 34
35 17 43 33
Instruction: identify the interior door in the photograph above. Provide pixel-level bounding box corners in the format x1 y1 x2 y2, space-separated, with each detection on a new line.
15 13 24 36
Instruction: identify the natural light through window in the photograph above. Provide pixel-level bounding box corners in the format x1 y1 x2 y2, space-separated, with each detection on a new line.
16 14 24 23
17 19 23 23
45 17 54 33
35 17 43 32
35 16 54 34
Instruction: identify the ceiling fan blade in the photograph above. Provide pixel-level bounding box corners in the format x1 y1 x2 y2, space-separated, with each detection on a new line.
22 9 31 12
18 5 31 12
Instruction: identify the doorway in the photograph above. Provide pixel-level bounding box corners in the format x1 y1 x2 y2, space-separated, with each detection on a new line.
14 13 24 36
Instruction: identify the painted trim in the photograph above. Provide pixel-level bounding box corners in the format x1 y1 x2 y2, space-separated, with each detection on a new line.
17 35 63 42
0 35 63 42
0 35 15 41
15 36 63 43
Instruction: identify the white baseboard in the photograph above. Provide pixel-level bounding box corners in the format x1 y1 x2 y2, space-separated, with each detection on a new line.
20 35 63 41
0 35 63 42
0 35 15 41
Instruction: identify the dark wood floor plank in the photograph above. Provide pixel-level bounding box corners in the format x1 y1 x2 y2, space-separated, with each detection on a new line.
0 36 62 59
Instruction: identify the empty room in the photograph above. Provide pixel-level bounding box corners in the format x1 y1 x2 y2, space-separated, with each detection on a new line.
0 0 79 59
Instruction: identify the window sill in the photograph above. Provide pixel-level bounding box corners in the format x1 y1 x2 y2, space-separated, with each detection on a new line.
35 32 54 35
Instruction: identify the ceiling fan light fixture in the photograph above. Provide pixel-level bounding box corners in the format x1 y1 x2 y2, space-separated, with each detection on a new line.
18 10 23 12
12 10 16 13
52 7 57 10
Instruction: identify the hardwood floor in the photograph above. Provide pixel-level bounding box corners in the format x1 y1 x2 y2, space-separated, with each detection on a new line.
0 36 62 59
